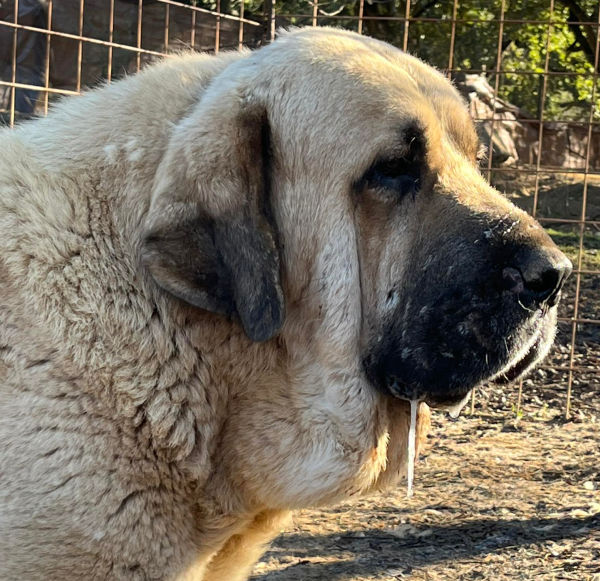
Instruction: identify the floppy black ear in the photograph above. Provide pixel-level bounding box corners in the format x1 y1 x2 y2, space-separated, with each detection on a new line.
141 99 284 343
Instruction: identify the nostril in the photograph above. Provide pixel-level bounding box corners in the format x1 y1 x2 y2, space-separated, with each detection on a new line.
502 267 525 294
524 267 562 300
508 248 572 306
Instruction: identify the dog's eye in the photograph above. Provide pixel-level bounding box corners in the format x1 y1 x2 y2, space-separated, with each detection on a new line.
369 157 420 200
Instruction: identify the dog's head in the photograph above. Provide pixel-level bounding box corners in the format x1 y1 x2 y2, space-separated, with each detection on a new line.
142 28 571 410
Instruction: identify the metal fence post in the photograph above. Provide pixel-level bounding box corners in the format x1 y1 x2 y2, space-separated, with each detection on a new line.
263 0 276 43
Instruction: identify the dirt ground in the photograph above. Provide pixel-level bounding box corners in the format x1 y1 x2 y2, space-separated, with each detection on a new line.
251 173 600 581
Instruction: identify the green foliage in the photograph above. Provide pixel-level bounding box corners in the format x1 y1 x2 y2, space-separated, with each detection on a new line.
381 0 599 121
495 3 598 121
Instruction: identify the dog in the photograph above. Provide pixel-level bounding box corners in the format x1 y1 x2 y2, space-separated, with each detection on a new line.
0 27 571 581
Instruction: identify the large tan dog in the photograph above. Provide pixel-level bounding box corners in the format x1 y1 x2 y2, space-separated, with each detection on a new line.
0 27 571 581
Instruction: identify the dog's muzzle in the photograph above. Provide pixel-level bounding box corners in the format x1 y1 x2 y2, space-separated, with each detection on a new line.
367 243 572 410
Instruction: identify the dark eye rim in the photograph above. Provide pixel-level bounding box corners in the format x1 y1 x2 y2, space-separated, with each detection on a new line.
361 155 422 200
374 157 419 179
356 122 427 200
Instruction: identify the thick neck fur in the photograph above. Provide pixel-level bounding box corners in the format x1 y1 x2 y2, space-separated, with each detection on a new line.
0 49 415 523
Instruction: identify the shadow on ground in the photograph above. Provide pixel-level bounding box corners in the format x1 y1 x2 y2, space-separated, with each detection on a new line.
254 514 599 580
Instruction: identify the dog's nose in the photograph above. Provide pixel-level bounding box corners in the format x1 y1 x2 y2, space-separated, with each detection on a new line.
503 246 572 307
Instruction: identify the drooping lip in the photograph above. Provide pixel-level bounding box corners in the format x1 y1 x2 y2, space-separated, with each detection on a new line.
385 328 546 407
386 376 471 409
381 312 552 410
433 390 472 418
492 331 544 385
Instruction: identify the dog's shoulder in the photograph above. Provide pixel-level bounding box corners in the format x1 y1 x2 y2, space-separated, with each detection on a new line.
0 51 247 472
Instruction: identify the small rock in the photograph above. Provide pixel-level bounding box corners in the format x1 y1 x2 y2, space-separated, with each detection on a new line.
588 502 600 514
386 568 410 578
389 524 418 539
476 534 513 550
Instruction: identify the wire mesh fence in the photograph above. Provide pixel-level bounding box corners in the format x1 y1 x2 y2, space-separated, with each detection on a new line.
1 0 598 419
0 0 267 125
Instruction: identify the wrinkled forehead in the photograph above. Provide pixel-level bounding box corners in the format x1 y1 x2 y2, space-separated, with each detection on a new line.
258 31 479 168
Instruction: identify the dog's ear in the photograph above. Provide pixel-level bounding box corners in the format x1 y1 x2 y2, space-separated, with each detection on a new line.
141 88 284 343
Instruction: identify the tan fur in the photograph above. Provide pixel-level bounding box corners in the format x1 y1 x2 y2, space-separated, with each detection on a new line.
0 27 553 580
